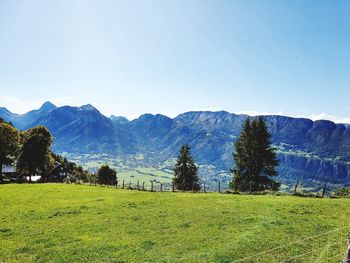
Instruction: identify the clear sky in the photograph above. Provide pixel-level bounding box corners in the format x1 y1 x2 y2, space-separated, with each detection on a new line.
0 0 349 122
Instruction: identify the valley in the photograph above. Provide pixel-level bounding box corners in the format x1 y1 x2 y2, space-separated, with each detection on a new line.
1 102 349 189
61 152 232 191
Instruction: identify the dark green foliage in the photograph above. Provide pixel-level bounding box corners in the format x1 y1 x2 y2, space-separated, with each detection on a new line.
173 144 200 191
70 166 94 184
52 154 93 183
0 119 92 184
0 122 20 182
334 187 350 197
0 118 13 127
232 117 280 192
97 164 117 185
17 126 54 182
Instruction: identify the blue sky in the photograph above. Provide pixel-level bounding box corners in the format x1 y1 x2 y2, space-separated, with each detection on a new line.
0 0 349 122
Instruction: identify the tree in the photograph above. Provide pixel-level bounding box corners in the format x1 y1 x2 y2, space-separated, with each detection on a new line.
17 126 54 182
51 153 93 183
173 144 200 191
97 165 117 185
0 122 20 183
231 117 280 192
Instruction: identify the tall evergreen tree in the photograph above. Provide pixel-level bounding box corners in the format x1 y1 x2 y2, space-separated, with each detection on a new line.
173 144 200 191
232 117 280 192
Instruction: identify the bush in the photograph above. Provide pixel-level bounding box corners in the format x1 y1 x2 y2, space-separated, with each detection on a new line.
97 165 117 186
334 187 350 197
292 192 319 198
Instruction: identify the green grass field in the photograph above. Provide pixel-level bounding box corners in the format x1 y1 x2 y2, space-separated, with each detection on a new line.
1 184 350 262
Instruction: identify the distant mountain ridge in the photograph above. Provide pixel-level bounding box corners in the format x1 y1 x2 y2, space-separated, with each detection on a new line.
0 101 56 129
110 115 129 124
1 102 349 186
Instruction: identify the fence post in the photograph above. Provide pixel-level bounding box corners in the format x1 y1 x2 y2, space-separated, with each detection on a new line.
203 183 206 193
129 181 131 189
142 182 145 191
293 180 299 194
160 183 162 192
343 233 350 263
151 181 154 192
218 181 221 193
122 180 125 189
137 180 139 190
321 183 327 198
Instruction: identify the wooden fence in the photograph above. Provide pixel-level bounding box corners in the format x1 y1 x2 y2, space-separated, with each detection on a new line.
83 179 335 198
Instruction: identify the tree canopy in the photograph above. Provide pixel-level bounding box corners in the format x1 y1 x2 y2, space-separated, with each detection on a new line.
173 144 200 191
0 122 20 182
17 126 54 182
231 117 280 192
97 164 117 185
52 154 93 184
0 121 94 184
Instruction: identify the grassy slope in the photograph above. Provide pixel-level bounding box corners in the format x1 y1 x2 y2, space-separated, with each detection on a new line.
1 184 350 263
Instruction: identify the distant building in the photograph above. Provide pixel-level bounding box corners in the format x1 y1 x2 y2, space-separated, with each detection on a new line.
2 163 71 183
2 164 16 174
47 162 71 182
1 164 22 182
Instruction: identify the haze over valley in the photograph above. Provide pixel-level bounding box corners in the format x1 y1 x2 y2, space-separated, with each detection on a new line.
2 101 349 190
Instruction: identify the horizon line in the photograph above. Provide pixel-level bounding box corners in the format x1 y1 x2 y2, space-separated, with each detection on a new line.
1 100 350 125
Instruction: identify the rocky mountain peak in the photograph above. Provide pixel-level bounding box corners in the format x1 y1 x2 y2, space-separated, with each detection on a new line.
40 101 56 112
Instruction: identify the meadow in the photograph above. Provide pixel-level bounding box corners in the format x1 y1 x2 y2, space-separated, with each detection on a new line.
59 152 232 191
1 184 350 262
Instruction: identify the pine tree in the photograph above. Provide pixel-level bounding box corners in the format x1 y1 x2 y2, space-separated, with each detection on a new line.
173 144 200 191
232 117 280 192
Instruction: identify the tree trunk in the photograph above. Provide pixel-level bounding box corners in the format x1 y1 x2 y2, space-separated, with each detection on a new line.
42 170 46 183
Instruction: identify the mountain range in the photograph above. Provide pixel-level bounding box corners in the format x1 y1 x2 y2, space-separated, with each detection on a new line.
1 102 349 186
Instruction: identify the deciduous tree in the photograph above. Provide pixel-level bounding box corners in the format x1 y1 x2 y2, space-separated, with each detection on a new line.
17 126 54 182
0 122 20 182
97 164 117 185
